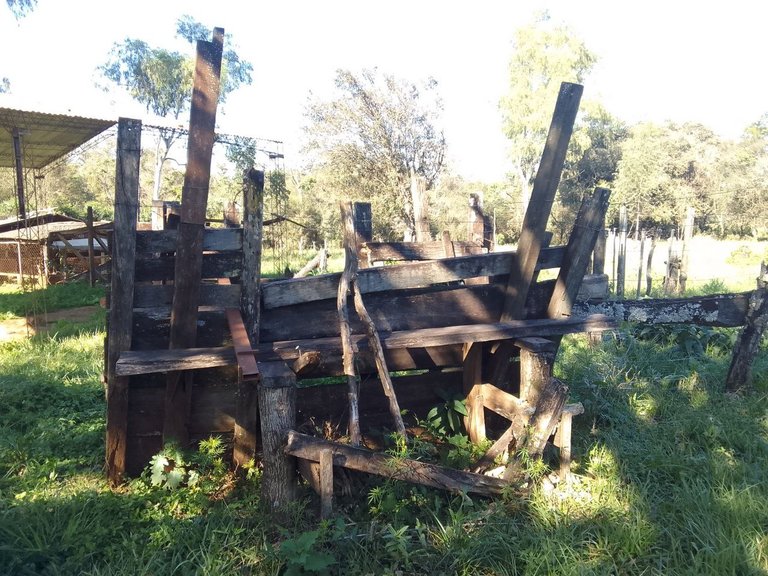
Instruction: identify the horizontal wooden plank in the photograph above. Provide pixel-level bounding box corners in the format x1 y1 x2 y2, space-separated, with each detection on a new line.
365 240 486 262
262 247 565 310
133 283 241 309
134 252 242 282
131 308 230 350
571 292 752 327
135 227 242 254
284 431 511 496
117 314 614 377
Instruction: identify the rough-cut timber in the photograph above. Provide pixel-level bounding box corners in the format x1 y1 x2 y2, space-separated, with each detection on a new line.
258 361 297 513
463 343 486 443
337 202 362 446
106 117 142 485
233 169 264 468
285 431 511 497
502 82 583 321
572 292 752 327
726 263 768 391
165 28 224 446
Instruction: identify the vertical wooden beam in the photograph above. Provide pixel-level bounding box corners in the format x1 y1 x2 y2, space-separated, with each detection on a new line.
165 28 224 446
87 206 95 287
319 449 334 519
501 82 583 321
726 262 768 392
680 207 695 293
442 230 456 258
617 205 628 298
339 202 362 446
12 128 26 222
106 117 142 485
547 187 612 320
463 342 486 444
352 202 372 268
258 360 297 514
233 169 265 468
592 228 607 275
636 230 646 298
555 411 573 481
517 336 556 406
645 235 657 297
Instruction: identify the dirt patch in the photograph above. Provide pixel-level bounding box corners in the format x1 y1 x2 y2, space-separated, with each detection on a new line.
0 305 102 342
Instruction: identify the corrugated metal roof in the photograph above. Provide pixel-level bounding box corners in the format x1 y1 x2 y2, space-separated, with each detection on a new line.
0 107 116 169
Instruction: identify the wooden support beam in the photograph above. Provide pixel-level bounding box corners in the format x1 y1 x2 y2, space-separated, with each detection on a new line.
258 361 298 513
319 449 334 519
338 202 362 446
106 117 142 485
164 28 224 447
284 431 511 497
554 403 584 481
233 169 264 469
726 263 768 392
463 343 485 443
517 337 556 406
502 82 583 321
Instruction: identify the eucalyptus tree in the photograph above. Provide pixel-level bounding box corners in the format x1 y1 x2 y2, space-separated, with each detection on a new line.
98 16 253 221
500 12 596 215
303 68 446 241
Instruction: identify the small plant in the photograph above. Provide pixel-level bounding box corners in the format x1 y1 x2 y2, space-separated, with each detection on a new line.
277 529 336 576
426 388 468 437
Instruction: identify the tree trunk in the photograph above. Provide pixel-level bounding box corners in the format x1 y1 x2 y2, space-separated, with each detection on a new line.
411 171 430 242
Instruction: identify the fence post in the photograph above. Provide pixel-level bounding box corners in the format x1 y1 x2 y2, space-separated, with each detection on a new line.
87 206 95 287
636 230 646 299
680 207 695 293
15 240 22 284
617 206 627 298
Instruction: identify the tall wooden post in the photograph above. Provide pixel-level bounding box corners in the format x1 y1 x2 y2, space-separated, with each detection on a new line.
12 128 26 223
352 202 372 268
617 205 628 298
87 206 96 287
593 228 607 275
106 117 142 485
164 28 224 446
233 169 265 468
636 230 646 299
501 82 583 321
680 207 695 293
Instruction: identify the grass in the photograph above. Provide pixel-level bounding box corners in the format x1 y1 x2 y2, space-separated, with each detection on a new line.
0 281 105 320
0 270 766 573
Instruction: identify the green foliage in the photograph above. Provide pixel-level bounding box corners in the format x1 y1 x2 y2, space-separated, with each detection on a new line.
425 387 467 437
278 529 336 576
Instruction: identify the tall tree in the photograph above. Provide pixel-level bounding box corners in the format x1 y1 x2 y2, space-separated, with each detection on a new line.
303 68 446 241
500 12 596 214
98 16 253 225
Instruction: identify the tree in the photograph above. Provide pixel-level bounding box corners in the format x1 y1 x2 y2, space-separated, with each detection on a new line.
500 12 596 214
98 16 253 225
303 68 446 241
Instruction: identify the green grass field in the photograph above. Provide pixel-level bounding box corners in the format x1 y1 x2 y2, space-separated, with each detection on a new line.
0 252 766 574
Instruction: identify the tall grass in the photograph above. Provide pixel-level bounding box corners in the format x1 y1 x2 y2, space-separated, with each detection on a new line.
0 287 766 573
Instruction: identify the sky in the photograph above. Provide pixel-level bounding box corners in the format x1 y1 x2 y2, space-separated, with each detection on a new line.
2 0 768 182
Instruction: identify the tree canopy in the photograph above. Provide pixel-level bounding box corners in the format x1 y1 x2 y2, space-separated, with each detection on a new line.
303 68 446 240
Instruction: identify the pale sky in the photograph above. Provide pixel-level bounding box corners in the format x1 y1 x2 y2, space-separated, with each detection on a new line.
2 0 767 182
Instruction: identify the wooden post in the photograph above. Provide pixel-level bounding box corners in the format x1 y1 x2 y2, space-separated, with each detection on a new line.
12 128 26 222
106 117 142 485
636 230 646 299
501 82 583 321
616 206 627 298
680 207 695 293
319 449 334 519
15 240 22 284
352 202 372 268
725 262 768 392
338 202 362 446
593 228 607 275
233 169 264 468
258 361 297 514
165 28 224 446
645 234 656 296
517 337 556 406
442 230 456 258
547 188 612 320
463 342 486 444
412 174 431 242
87 206 95 287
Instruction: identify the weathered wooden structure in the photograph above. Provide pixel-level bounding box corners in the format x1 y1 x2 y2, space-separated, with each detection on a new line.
104 77 762 515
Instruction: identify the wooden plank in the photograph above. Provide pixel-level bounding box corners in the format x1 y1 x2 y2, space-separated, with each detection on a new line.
319 449 334 519
502 82 583 321
547 187 611 320
106 117 142 485
135 227 242 254
226 309 259 379
480 383 535 424
135 252 242 282
365 240 485 262
571 292 753 327
116 346 235 376
262 248 564 310
133 283 241 309
284 431 511 497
